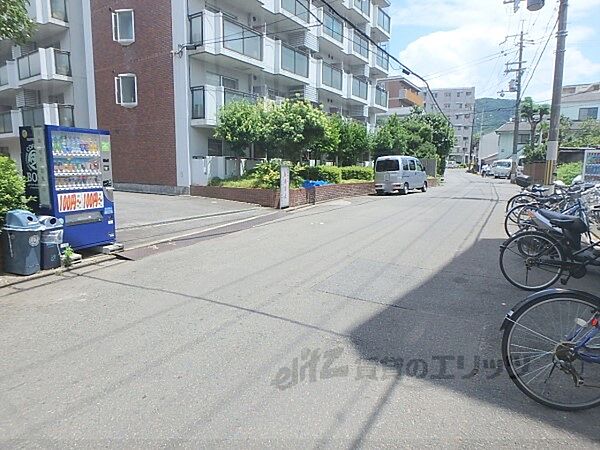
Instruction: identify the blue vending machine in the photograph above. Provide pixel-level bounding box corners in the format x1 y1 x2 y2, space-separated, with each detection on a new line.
20 125 116 250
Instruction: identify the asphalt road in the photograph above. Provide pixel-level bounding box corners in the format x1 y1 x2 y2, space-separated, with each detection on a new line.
2 171 600 448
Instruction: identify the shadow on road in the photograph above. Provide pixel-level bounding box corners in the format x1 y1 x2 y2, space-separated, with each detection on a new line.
346 235 600 445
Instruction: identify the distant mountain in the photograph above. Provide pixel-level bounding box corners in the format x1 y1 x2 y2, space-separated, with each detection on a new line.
474 98 517 136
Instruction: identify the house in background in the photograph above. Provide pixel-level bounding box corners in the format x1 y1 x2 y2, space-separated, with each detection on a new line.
561 82 600 122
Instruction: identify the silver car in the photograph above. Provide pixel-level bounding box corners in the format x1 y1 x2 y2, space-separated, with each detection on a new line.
374 156 428 195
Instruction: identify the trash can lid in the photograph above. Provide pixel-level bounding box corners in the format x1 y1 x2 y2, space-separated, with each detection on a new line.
3 209 43 231
37 215 64 230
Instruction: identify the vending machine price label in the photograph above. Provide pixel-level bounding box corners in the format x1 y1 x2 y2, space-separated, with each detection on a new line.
58 191 104 213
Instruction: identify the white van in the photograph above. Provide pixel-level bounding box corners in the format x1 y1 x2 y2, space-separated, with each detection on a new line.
493 159 513 179
374 155 428 195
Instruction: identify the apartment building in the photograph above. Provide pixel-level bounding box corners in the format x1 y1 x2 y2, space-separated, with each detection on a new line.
91 0 391 193
378 76 424 119
0 0 97 172
423 87 476 164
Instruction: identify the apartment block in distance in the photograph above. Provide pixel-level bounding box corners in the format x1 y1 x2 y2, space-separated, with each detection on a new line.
0 0 97 171
378 75 424 120
91 0 391 193
424 87 475 164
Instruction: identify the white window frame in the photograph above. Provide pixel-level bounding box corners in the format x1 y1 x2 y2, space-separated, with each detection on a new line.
115 73 138 108
112 9 135 45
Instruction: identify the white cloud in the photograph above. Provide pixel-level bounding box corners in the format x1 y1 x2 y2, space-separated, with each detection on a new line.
392 0 600 101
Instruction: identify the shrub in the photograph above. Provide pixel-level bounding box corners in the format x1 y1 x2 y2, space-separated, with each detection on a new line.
240 161 304 189
556 162 583 185
298 165 342 184
208 177 223 186
0 156 30 227
340 166 374 181
523 143 546 163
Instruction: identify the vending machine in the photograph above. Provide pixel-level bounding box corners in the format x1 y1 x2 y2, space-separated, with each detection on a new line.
583 149 600 183
20 125 116 250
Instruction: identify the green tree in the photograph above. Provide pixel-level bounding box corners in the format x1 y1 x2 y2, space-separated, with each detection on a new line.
417 112 455 174
264 98 329 163
0 0 35 43
520 97 550 145
308 113 341 164
330 116 371 165
561 119 600 147
373 115 408 159
214 100 265 157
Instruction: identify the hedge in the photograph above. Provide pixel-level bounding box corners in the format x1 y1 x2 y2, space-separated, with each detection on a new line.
298 165 342 184
340 166 374 181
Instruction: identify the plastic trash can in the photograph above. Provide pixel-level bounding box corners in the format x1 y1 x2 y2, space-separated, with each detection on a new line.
1 210 43 276
38 215 64 270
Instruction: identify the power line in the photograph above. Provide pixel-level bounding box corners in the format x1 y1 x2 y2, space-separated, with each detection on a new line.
318 0 452 125
519 17 559 99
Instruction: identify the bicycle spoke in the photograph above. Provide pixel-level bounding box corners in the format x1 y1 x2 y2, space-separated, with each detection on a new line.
507 318 560 345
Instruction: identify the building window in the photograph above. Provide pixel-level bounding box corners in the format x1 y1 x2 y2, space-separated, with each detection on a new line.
322 62 342 90
282 44 309 77
352 77 368 100
223 18 262 60
115 73 138 107
112 9 135 45
457 103 463 109
466 91 472 96
323 12 343 42
465 114 470 119
208 138 223 156
353 34 369 58
434 93 438 98
444 103 451 108
445 92 451 97
518 134 530 145
579 107 598 121
456 92 461 97
282 0 310 22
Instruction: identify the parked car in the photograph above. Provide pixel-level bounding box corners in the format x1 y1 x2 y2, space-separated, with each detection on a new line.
446 160 458 169
493 159 513 179
374 156 428 195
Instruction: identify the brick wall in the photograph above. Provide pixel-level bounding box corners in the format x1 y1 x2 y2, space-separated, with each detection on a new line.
90 0 177 187
190 183 375 208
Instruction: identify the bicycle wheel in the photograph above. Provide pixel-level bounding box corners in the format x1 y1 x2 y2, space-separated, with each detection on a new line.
502 290 600 411
506 193 538 212
504 203 539 237
499 231 565 290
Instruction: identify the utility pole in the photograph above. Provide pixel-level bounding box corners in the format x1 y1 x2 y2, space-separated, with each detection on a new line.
506 28 526 180
544 0 569 184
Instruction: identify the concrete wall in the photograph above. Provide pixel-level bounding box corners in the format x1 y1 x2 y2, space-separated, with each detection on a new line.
562 100 600 121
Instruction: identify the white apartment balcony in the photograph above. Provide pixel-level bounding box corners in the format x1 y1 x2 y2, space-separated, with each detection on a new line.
0 104 73 140
0 111 22 140
372 0 391 7
344 29 370 66
346 75 370 105
370 85 388 113
371 5 391 42
188 11 266 71
315 7 345 53
316 60 345 98
190 85 258 128
370 45 390 78
340 0 372 24
0 61 18 98
26 0 69 40
275 42 318 85
21 103 74 128
16 48 72 90
259 0 316 30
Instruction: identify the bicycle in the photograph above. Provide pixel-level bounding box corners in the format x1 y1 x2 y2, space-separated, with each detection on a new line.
501 288 600 410
499 206 600 290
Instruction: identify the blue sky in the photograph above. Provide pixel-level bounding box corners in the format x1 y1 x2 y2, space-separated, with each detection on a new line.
386 0 600 101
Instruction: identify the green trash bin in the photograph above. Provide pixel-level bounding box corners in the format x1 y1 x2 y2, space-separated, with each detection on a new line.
1 210 43 276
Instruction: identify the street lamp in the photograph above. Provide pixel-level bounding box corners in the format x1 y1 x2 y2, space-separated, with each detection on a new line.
526 0 545 11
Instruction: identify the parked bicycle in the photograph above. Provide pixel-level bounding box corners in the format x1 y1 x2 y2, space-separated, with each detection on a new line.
501 288 600 410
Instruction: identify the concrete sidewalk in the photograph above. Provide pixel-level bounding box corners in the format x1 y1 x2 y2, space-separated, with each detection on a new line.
0 192 274 288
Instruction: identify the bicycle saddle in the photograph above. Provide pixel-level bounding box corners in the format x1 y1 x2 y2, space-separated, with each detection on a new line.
531 185 548 193
538 209 588 233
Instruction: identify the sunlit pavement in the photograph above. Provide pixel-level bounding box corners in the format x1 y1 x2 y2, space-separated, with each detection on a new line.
1 170 599 447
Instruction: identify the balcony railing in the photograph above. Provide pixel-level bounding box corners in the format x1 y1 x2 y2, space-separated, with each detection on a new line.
282 0 310 22
189 12 203 44
50 0 68 22
281 44 309 77
223 17 262 60
191 86 205 119
0 111 13 134
322 62 342 90
352 77 368 100
17 51 41 80
58 104 74 127
323 11 343 42
224 88 258 105
353 34 369 58
375 87 388 107
375 47 389 70
353 0 370 15
54 50 71 76
377 8 390 33
0 65 8 86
